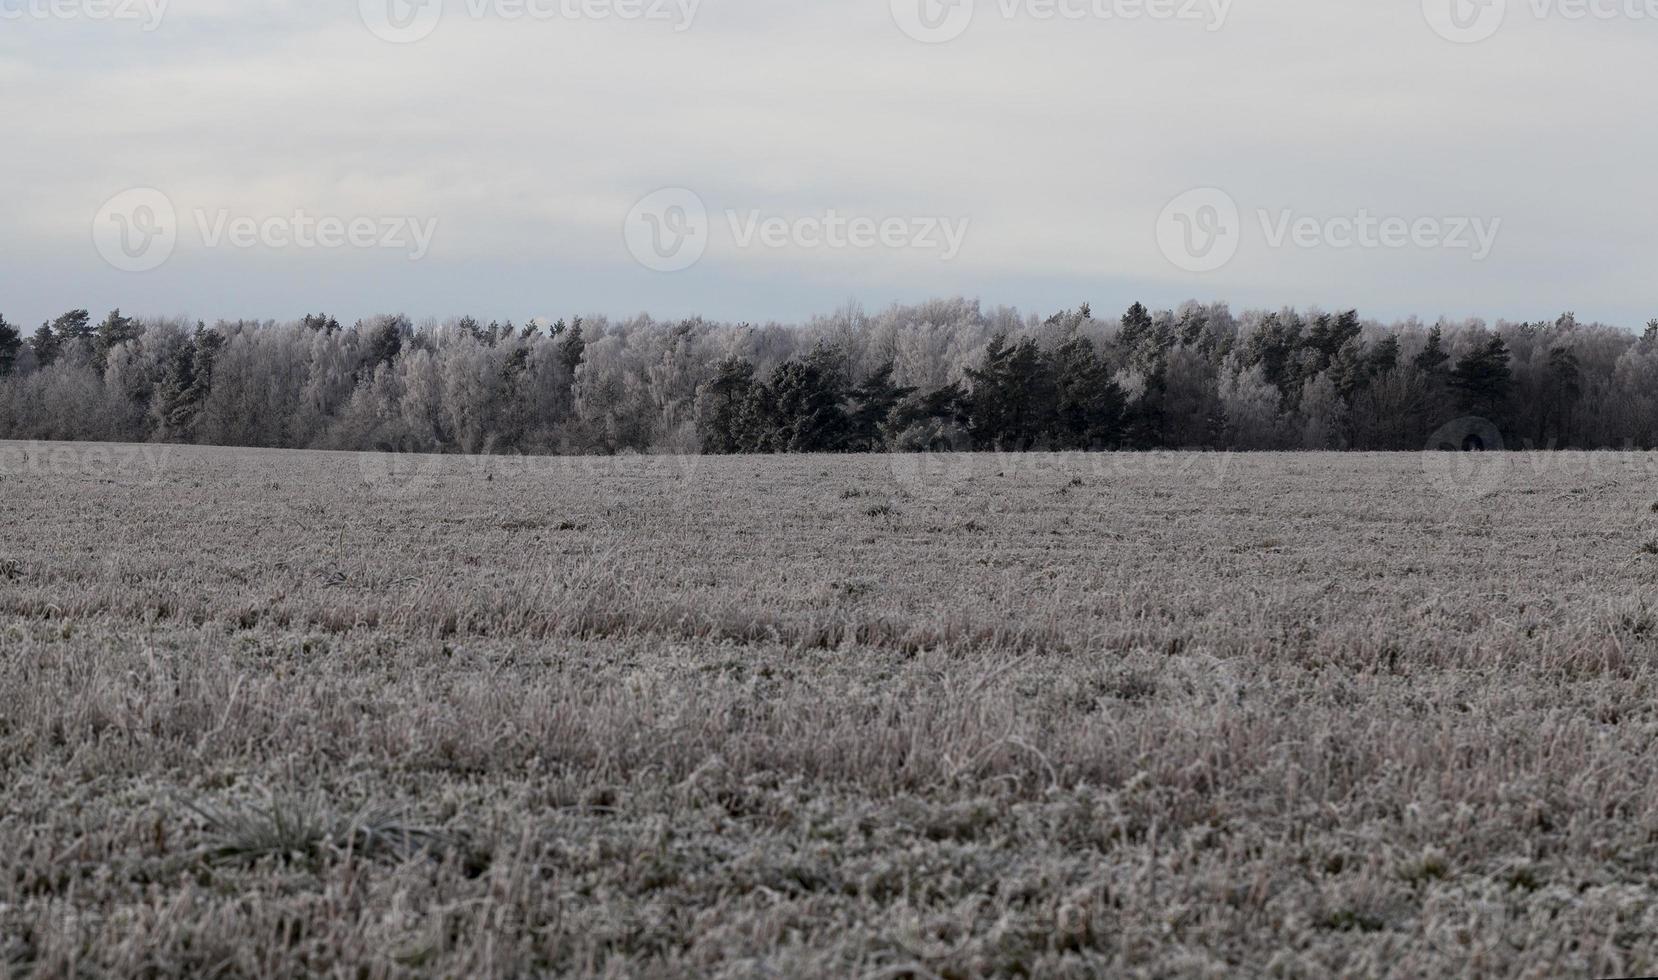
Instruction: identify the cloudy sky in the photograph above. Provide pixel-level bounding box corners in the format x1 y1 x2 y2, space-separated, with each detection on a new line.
1 0 1652 329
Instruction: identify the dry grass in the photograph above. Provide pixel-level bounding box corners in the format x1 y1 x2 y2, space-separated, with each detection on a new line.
3 441 1658 977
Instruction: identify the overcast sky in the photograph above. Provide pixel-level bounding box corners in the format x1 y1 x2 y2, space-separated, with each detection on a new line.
1 0 1653 329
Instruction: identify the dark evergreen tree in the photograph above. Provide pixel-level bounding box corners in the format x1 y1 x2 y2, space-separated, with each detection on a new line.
731 377 780 453
1178 306 1210 348
1119 302 1154 354
52 309 93 343
1117 301 1173 375
845 361 914 452
0 314 19 376
362 317 405 374
1244 313 1304 403
766 346 850 452
154 326 223 441
888 381 970 447
1305 310 1362 374
1541 345 1581 447
698 355 758 454
95 309 141 358
1448 334 1513 423
30 322 60 368
1327 338 1370 403
964 336 1057 450
1050 334 1124 449
302 313 341 334
558 318 586 375
1414 326 1450 374
1366 335 1400 377
155 334 200 440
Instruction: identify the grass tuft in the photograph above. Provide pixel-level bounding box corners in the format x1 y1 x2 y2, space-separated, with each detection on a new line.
180 794 460 867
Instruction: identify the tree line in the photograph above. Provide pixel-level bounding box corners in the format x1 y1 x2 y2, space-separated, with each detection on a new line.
0 299 1653 455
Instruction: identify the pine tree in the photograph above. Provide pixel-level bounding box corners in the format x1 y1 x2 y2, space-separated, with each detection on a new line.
964 334 1012 448
1366 335 1400 376
558 318 586 375
1327 337 1371 403
362 317 405 374
1543 345 1581 447
155 335 200 440
95 308 140 357
1305 310 1362 374
1448 334 1513 421
1414 326 1450 374
1119 302 1153 353
0 314 19 376
1243 313 1304 402
845 361 914 452
697 355 757 454
52 309 93 343
1117 301 1172 375
1050 334 1124 449
30 322 60 368
152 326 223 441
767 346 850 452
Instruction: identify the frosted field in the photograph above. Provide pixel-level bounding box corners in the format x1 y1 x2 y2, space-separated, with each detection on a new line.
3 441 1658 978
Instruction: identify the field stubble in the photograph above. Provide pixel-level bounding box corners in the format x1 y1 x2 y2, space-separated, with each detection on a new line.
2 442 1658 977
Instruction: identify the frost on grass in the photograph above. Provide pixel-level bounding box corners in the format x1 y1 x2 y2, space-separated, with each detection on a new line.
2 444 1658 977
